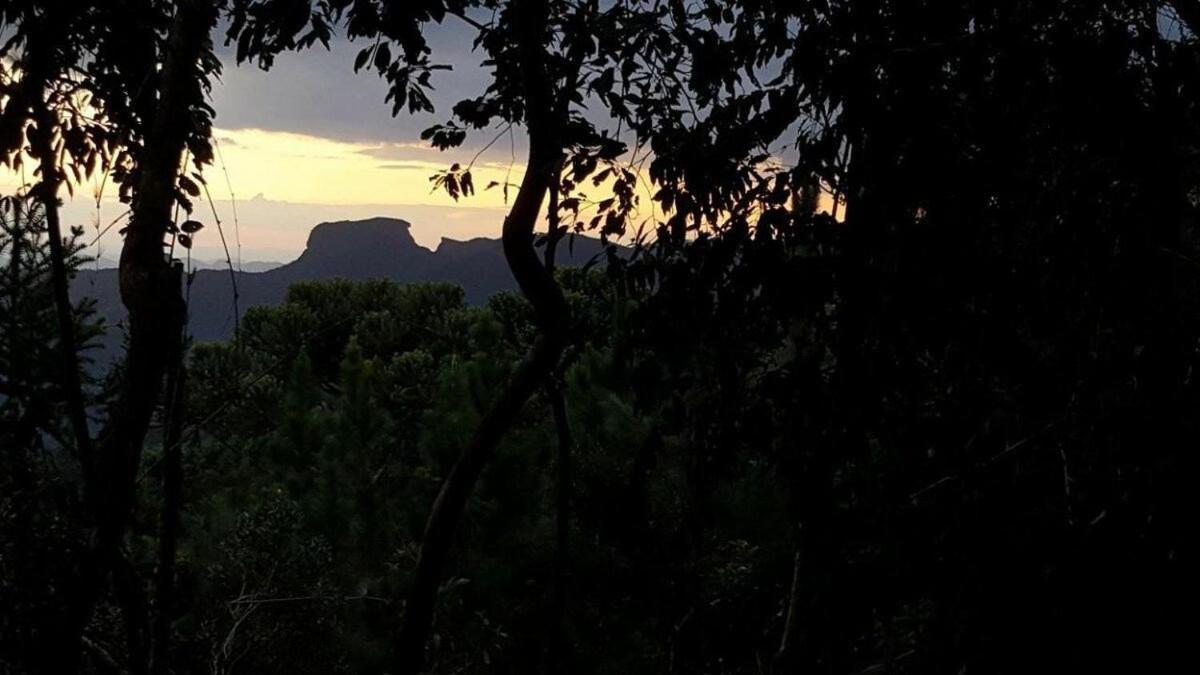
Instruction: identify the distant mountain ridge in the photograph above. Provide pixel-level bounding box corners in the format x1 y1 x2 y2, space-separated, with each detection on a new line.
72 217 610 359
91 257 281 273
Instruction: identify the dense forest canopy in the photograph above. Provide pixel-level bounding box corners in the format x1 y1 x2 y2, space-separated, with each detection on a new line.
3 1 1199 673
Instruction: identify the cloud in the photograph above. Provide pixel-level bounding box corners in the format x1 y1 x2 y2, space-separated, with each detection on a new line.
357 142 440 160
210 24 501 147
378 162 437 171
187 127 525 210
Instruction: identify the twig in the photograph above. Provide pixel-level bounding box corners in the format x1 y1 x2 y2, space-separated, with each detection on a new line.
908 419 1063 503
80 636 125 675
229 593 389 606
201 178 240 335
447 8 489 31
212 135 241 272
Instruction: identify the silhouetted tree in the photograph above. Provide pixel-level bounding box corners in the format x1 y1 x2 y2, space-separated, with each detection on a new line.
3 1 221 669
4 2 1200 672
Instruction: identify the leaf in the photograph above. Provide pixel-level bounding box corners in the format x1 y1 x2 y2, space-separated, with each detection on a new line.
178 234 193 249
181 220 204 234
374 43 391 72
178 175 201 197
592 67 615 95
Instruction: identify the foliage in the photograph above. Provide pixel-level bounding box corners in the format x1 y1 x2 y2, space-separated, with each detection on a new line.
4 2 1200 673
0 198 106 670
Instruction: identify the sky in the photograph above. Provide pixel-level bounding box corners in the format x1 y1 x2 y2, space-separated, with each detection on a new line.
4 10 1184 264
4 18 539 263
2 15 808 265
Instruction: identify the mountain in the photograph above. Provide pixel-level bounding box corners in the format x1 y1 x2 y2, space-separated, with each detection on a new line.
71 217 610 361
91 257 281 273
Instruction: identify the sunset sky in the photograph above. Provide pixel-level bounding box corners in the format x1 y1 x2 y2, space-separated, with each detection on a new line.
4 19 537 262
1 17 807 265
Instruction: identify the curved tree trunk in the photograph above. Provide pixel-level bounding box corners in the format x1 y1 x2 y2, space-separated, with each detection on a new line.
395 1 567 670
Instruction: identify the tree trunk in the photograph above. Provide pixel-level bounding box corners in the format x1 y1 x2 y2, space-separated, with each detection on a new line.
395 1 567 670
30 93 108 675
771 491 835 674
74 1 215 668
97 0 211 551
773 99 882 675
32 92 95 485
152 264 187 675
112 553 151 675
547 378 574 672
394 305 566 674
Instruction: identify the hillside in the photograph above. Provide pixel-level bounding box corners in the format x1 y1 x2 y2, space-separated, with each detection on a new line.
72 217 610 358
